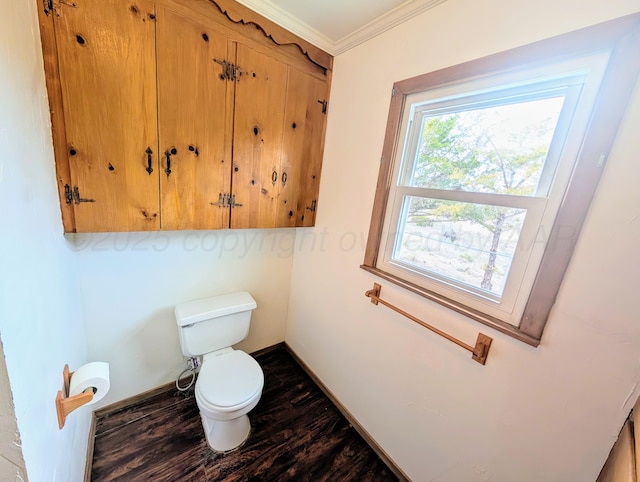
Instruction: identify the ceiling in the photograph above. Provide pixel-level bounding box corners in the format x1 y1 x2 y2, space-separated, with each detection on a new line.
235 0 447 55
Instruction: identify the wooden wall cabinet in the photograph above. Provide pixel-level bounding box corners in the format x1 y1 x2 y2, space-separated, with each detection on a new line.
37 0 332 232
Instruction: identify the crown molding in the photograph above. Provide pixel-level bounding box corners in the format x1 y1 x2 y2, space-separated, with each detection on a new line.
234 0 336 53
333 0 448 54
234 0 448 56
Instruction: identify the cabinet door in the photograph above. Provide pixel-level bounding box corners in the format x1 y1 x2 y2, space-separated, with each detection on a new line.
231 44 288 229
54 0 159 232
278 69 330 227
156 6 233 230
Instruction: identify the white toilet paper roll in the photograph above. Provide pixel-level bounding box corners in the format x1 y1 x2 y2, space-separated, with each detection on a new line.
68 362 110 405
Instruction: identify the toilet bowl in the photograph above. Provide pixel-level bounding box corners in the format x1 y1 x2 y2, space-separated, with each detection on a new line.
194 348 264 451
174 292 264 452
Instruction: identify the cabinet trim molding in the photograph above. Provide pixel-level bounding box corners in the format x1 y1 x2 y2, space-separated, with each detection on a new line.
205 0 333 73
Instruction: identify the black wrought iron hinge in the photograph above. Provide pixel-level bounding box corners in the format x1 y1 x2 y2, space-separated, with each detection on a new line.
232 64 245 82
45 0 77 15
64 184 95 205
44 0 54 14
213 59 245 81
317 100 328 115
210 193 243 208
213 59 232 81
210 193 230 208
229 194 243 208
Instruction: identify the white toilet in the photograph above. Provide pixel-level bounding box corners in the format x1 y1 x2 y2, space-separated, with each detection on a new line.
175 292 264 452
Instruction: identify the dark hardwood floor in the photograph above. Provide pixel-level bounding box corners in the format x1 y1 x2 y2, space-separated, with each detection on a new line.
91 346 398 481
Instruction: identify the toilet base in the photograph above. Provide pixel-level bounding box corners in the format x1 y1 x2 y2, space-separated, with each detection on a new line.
200 412 251 453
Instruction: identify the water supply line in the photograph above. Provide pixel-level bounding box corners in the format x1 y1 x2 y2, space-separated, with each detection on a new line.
176 357 199 392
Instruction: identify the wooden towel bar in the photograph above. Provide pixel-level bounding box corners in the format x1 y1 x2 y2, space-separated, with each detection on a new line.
365 283 492 365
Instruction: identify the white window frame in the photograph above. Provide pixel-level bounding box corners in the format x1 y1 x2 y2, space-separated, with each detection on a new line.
361 14 640 345
378 56 608 327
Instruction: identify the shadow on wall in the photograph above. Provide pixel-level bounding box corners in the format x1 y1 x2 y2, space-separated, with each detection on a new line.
128 308 185 380
68 230 300 261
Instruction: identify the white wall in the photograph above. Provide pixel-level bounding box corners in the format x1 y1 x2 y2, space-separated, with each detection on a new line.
0 2 90 481
286 1 640 481
75 229 295 405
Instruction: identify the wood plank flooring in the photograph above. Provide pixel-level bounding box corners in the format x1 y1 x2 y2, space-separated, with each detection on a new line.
91 346 398 481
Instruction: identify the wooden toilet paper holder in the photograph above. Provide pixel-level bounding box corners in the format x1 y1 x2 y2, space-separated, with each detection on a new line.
55 364 94 429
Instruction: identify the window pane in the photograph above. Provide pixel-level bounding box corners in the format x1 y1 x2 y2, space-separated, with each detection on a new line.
394 197 526 297
410 96 565 196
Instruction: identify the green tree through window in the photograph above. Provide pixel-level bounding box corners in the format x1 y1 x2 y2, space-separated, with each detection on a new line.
398 96 564 293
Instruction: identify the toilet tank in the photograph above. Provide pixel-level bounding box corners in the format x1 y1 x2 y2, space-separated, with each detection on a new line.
175 292 257 357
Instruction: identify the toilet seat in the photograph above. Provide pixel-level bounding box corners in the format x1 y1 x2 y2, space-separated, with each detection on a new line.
195 350 264 412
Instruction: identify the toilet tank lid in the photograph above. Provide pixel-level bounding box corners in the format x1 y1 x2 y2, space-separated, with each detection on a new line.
175 292 257 326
